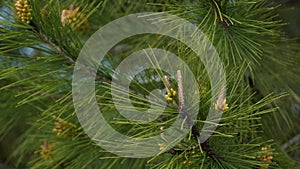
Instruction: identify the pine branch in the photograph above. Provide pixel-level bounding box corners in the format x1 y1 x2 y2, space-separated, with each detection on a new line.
1 0 299 168
27 21 164 105
38 31 75 64
163 70 221 160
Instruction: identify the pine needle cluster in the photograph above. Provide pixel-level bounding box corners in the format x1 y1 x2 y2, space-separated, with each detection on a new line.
0 0 299 168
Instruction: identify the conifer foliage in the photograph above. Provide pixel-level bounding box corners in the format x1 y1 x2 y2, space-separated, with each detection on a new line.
0 0 299 168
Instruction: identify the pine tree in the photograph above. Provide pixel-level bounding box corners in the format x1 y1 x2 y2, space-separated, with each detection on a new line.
0 0 300 168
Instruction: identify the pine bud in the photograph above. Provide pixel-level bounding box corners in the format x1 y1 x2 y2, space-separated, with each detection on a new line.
214 88 229 112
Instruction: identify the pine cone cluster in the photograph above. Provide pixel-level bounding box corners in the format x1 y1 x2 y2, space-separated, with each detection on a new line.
61 4 83 28
165 88 176 102
40 141 54 160
52 116 77 138
257 146 273 168
15 0 32 24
